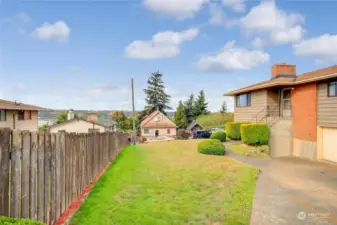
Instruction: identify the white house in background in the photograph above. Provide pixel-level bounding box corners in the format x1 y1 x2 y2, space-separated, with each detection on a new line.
48 111 115 133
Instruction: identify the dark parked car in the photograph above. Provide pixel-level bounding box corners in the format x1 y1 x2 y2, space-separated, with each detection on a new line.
193 130 211 139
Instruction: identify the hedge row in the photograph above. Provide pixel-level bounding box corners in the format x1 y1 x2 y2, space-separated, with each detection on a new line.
225 122 246 140
225 122 270 146
210 131 226 142
198 139 226 155
241 123 269 145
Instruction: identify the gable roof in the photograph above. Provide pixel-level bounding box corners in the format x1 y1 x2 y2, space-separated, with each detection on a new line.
187 121 203 130
48 118 107 129
0 99 46 111
141 110 177 128
224 65 337 96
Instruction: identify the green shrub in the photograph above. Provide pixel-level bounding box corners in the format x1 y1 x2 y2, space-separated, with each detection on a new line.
240 123 269 145
225 122 248 140
0 217 44 225
210 131 226 142
198 139 226 155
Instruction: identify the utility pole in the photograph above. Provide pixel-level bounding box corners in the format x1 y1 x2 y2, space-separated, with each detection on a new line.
131 78 136 145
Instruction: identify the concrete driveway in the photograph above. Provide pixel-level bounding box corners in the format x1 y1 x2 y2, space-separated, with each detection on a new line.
226 147 337 225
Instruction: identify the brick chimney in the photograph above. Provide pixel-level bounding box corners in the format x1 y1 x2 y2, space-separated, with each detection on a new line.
271 63 296 79
87 112 98 123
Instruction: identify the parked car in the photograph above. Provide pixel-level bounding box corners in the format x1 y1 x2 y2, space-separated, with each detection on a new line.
193 130 211 139
210 128 225 133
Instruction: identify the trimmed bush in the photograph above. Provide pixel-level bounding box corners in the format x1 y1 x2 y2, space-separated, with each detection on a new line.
198 139 226 155
225 122 248 140
210 131 226 142
240 123 269 145
0 217 44 225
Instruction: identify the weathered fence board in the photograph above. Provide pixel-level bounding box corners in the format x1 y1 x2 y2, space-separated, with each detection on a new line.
37 133 45 222
0 128 11 217
0 130 128 224
21 131 31 218
30 133 38 219
11 131 22 218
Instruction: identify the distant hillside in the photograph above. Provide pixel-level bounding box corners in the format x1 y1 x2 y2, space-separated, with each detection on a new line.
196 113 234 129
39 110 175 122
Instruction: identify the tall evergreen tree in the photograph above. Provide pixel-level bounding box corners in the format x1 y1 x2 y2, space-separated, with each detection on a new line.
184 94 195 124
220 101 227 114
193 90 209 117
174 101 187 129
144 72 171 114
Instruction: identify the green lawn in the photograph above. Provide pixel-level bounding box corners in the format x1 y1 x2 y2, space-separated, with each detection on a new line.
71 140 259 225
196 113 234 129
228 143 270 158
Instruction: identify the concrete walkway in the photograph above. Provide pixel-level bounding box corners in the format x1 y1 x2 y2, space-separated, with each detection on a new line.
225 145 337 225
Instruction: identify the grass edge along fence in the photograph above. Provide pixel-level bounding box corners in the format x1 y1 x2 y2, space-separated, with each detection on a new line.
0 128 129 225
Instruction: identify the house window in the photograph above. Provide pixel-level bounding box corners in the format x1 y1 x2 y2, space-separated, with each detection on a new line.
328 82 337 97
167 129 170 134
18 111 25 120
155 116 160 122
236 93 251 107
144 129 149 134
0 110 6 121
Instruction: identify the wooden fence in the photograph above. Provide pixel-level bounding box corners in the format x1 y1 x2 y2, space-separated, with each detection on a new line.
0 128 129 224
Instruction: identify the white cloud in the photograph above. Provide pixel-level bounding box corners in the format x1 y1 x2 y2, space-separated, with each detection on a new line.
209 3 225 25
240 1 305 45
15 13 31 23
143 0 208 20
125 28 199 59
222 0 247 12
293 34 337 62
30 21 70 42
194 40 270 71
251 37 264 48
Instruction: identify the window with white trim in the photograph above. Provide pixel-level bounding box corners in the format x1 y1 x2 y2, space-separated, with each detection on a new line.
236 93 251 107
144 129 149 134
328 82 337 97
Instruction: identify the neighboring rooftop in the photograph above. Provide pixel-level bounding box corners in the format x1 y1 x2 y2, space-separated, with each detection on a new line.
224 64 337 96
0 99 46 111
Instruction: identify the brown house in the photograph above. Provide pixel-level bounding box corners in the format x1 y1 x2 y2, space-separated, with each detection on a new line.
225 63 337 163
0 99 46 131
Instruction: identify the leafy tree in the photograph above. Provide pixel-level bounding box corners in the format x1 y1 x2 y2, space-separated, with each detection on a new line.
193 90 209 117
55 111 68 124
112 111 132 131
39 123 49 132
174 101 187 129
184 94 195 124
144 72 171 114
220 101 227 114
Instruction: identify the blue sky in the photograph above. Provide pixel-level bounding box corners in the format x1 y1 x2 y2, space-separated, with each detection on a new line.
0 0 336 112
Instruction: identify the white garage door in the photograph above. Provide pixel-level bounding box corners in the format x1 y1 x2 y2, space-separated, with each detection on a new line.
323 128 337 162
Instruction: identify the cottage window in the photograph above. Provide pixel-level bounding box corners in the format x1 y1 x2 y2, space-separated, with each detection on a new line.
328 82 337 97
167 129 170 134
144 129 149 134
18 111 25 120
0 110 6 121
236 93 251 107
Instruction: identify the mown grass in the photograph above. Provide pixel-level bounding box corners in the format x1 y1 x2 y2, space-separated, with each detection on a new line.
71 140 258 225
196 113 234 129
0 217 44 225
228 144 270 158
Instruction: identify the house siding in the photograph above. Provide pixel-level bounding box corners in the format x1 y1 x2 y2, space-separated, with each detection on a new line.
234 90 267 122
317 82 337 128
49 120 105 133
141 128 177 138
267 90 280 116
0 110 38 131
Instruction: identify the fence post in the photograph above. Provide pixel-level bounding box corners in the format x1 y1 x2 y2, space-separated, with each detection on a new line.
0 128 11 217
50 133 56 225
21 131 31 218
44 133 52 224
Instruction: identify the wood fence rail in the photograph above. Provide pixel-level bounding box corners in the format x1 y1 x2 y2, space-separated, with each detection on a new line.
0 128 129 224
